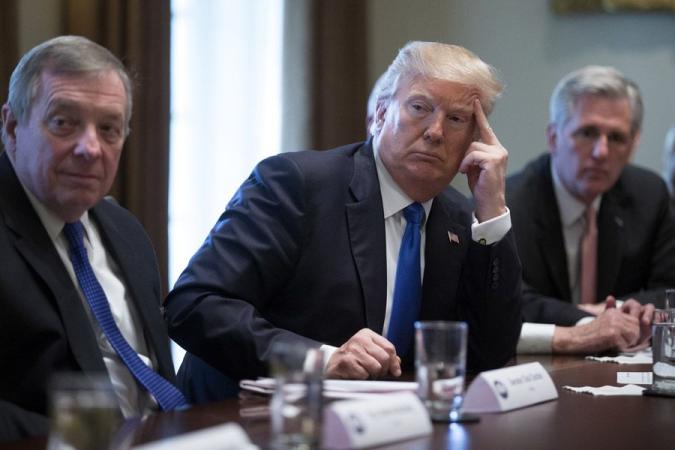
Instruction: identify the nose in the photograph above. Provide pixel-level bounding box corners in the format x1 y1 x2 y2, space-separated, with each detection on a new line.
74 124 102 159
591 134 609 160
423 111 444 145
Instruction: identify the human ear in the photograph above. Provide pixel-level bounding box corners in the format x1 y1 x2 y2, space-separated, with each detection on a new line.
374 100 387 132
546 123 558 154
1 104 18 157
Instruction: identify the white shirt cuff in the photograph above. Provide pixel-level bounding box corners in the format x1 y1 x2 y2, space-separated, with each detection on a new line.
471 208 511 245
517 322 555 354
319 344 338 373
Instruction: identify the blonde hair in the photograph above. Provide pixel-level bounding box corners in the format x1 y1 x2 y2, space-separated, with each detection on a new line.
375 41 503 119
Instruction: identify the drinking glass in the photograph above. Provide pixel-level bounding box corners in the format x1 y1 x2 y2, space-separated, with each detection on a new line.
414 321 468 422
269 343 324 449
47 373 122 450
651 308 675 394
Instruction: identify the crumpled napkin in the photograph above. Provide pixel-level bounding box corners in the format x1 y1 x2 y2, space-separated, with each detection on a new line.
562 384 645 396
586 349 652 365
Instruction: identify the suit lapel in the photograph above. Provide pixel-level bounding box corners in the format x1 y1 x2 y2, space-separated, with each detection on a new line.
597 189 624 299
0 154 106 373
346 143 388 333
420 197 468 320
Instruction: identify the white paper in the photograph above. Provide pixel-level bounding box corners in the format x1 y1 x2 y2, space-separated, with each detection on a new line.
133 423 258 450
617 371 652 385
562 384 645 396
239 378 418 399
586 349 652 365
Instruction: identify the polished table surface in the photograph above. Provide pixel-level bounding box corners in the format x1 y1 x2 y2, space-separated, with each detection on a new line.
5 354 675 449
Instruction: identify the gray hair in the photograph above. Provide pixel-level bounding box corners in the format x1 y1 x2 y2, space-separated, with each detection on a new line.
366 73 388 134
549 65 643 134
375 41 503 121
5 35 132 132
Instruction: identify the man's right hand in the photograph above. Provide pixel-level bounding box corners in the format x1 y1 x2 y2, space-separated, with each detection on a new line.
324 328 402 379
552 307 643 354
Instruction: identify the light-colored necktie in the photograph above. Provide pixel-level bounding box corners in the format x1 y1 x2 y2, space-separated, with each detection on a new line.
579 206 598 304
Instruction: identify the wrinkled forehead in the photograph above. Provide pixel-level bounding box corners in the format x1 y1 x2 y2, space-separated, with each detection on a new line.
395 74 479 107
32 68 130 119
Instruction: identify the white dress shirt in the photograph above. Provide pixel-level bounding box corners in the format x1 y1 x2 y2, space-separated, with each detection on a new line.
321 146 511 364
23 188 157 418
516 162 600 354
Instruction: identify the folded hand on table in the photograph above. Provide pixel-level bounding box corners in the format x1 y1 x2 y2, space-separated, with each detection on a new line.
553 297 654 354
324 328 402 380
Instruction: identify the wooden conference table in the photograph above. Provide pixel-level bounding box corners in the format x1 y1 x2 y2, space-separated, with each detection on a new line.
6 354 675 449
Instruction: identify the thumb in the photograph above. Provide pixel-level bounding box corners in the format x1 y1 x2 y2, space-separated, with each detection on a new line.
604 295 616 310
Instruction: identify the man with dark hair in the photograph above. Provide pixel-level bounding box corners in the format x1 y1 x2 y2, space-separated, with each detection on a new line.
508 65 674 354
0 35 186 442
167 41 522 401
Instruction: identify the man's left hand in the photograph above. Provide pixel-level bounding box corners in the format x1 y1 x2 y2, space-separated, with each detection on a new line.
459 99 508 222
611 296 654 351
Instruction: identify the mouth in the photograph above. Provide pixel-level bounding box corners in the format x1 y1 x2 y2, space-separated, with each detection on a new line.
60 172 101 184
409 151 443 163
581 167 608 179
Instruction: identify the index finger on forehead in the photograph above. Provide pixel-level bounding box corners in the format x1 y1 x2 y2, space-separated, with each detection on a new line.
473 98 497 144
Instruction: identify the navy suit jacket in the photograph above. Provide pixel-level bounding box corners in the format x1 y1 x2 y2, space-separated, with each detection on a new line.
166 141 522 384
506 153 675 325
0 152 177 442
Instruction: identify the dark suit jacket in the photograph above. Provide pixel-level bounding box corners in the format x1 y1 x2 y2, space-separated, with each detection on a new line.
166 141 522 385
0 152 177 442
506 153 675 325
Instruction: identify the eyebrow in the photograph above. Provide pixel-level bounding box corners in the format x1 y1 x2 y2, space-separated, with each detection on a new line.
45 98 125 122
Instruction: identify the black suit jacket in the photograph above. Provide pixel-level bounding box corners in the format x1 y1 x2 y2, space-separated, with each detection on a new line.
0 152 177 442
506 153 675 325
166 141 522 383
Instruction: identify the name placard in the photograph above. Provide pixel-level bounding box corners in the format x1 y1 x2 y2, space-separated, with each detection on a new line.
322 392 432 449
462 362 558 413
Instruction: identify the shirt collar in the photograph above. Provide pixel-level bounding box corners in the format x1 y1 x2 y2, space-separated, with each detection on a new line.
21 182 91 240
550 159 601 227
373 143 433 221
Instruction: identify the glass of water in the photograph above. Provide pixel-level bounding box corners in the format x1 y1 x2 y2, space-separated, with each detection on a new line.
415 321 468 422
47 372 122 450
269 342 324 450
651 308 675 394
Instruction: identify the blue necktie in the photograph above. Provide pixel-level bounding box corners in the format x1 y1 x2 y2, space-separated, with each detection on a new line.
63 221 188 411
388 202 425 356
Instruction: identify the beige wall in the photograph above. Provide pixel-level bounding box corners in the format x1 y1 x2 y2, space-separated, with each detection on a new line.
368 0 675 191
17 0 61 53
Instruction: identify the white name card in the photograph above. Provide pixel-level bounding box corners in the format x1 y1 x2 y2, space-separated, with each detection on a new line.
322 392 432 449
462 362 558 413
133 423 258 450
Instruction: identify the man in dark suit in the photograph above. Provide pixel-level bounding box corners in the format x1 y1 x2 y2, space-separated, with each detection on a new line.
0 36 185 442
507 66 674 354
166 41 522 396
